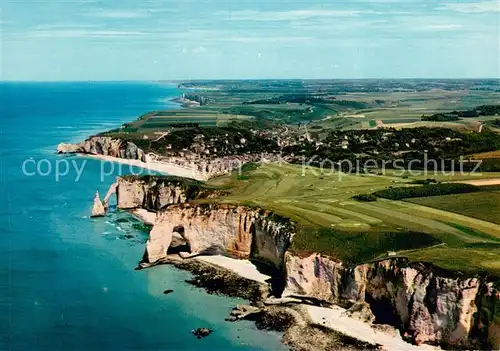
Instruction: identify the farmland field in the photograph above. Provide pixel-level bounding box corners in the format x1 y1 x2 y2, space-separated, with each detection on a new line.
317 90 500 131
127 109 252 131
107 80 500 135
407 191 500 224
204 163 500 274
382 169 500 182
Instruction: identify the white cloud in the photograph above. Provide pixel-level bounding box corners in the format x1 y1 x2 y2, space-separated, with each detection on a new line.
441 0 500 13
35 23 103 30
420 24 464 31
87 10 149 19
224 36 312 43
226 9 377 21
182 46 207 54
288 18 388 31
28 29 149 38
84 6 178 19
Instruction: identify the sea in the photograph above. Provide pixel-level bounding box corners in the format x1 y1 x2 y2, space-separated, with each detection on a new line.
0 82 286 350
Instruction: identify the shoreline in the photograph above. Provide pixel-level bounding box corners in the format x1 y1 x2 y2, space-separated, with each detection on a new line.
123 209 439 351
82 153 207 180
63 90 209 181
142 252 439 351
88 153 444 350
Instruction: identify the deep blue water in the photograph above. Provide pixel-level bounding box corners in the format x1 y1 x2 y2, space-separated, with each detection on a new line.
0 82 285 350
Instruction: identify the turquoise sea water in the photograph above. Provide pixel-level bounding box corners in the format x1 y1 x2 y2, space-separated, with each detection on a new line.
0 82 286 350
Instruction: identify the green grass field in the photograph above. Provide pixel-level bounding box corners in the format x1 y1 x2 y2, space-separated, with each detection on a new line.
106 81 500 275
203 163 500 275
407 192 500 224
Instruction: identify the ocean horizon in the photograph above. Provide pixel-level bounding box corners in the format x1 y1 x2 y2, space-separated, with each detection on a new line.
0 82 285 350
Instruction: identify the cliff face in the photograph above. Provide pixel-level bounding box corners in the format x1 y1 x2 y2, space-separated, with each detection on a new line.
57 136 147 162
57 136 280 179
283 253 345 303
113 175 220 211
145 204 295 269
283 253 500 349
106 175 499 349
104 176 295 269
150 153 280 180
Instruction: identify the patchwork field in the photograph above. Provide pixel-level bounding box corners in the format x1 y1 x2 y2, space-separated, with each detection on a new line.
205 163 500 275
125 109 251 131
320 90 500 131
342 90 500 118
109 80 500 136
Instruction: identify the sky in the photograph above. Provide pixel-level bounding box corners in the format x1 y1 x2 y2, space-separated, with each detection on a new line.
1 0 499 80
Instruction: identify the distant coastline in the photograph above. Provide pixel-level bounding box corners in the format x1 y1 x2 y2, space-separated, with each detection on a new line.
169 95 201 108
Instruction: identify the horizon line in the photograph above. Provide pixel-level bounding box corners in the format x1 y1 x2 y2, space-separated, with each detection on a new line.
1 77 500 83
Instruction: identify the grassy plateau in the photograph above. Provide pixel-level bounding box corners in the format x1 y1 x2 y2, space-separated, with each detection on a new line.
201 163 500 275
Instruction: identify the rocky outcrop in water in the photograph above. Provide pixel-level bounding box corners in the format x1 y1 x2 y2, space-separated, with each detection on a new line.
192 327 213 339
57 136 147 162
91 191 106 217
282 253 500 349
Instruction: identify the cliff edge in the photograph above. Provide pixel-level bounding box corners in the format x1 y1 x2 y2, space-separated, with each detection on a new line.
101 174 500 349
58 136 147 162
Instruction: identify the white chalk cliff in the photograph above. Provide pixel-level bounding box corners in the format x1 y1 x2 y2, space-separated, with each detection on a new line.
145 204 293 267
57 136 284 180
283 253 499 348
106 175 500 349
57 136 147 162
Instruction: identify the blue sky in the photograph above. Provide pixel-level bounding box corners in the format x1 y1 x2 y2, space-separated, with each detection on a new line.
1 0 499 80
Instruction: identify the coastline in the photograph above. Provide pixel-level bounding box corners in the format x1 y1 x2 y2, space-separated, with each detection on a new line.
80 138 444 350
62 88 208 182
7 82 295 350
169 96 201 107
142 251 439 351
120 205 439 350
68 91 452 350
83 153 207 180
